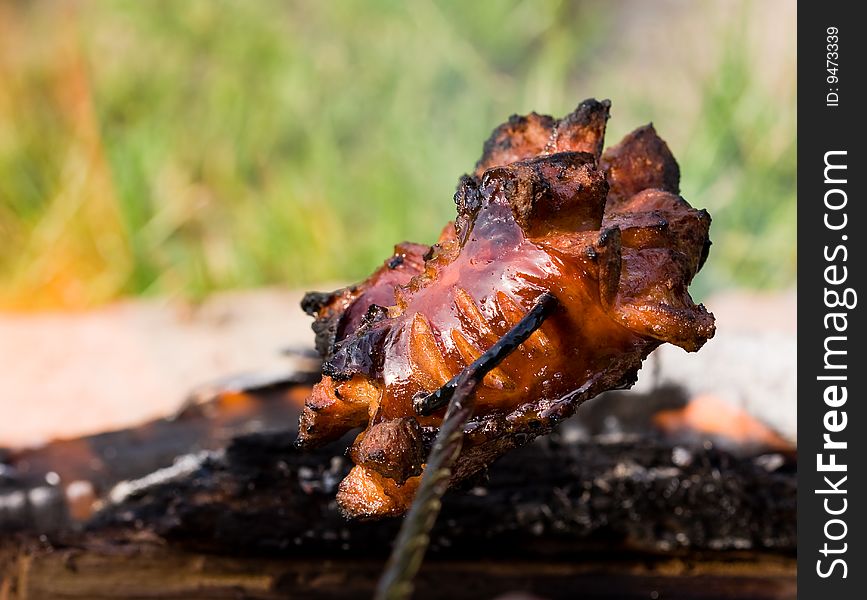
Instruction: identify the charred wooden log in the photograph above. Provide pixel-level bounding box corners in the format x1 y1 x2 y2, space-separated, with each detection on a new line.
1 383 796 599
86 426 795 557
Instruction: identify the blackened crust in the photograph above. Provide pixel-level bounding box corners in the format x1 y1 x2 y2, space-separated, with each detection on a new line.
601 124 681 208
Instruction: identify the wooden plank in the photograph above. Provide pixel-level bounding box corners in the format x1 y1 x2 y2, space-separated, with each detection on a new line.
2 542 795 600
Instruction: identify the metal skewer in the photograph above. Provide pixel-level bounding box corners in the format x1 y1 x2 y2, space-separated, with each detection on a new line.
375 292 559 600
414 292 560 416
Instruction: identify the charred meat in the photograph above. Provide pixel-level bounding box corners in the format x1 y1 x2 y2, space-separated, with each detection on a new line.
298 99 715 518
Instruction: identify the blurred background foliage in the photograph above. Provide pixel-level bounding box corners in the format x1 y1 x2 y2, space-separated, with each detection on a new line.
0 0 795 310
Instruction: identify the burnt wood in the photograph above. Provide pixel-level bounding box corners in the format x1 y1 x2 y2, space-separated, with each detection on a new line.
83 428 796 558
1 383 796 599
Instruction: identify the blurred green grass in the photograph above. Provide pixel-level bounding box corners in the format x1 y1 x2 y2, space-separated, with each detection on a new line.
0 0 795 310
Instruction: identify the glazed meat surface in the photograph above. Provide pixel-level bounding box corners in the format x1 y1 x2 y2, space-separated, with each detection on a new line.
298 99 715 518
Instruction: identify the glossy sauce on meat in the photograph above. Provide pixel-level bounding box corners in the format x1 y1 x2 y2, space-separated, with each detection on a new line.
297 99 715 518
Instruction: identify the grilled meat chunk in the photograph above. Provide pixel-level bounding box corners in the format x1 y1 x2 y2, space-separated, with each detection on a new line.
298 99 715 518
